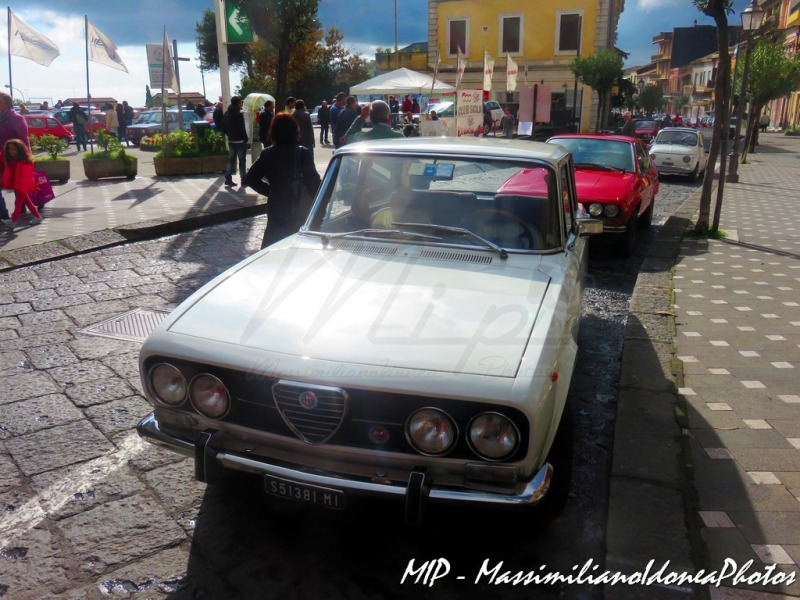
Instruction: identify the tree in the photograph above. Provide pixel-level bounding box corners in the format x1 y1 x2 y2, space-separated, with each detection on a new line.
145 86 153 108
195 8 254 79
570 50 624 130
693 0 734 235
639 85 664 116
237 0 320 108
739 37 800 162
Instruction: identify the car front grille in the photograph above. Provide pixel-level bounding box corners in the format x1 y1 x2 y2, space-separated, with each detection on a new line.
272 381 348 444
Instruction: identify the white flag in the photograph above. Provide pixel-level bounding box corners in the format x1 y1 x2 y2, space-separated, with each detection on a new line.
506 53 518 92
163 29 179 92
87 19 128 72
456 47 466 88
483 50 495 92
8 11 60 67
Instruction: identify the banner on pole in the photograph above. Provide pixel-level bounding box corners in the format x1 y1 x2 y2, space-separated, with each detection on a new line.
9 10 60 67
87 19 128 72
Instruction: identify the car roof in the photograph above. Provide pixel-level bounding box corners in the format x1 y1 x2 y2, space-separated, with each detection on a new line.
657 127 697 133
549 133 637 144
334 137 570 164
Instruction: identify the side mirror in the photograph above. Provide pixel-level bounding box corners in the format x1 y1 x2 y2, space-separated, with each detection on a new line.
577 217 603 237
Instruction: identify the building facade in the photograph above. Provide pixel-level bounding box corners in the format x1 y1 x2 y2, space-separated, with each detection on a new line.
426 0 624 132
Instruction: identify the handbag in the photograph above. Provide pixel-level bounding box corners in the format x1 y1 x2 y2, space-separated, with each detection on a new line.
31 171 55 207
290 146 314 228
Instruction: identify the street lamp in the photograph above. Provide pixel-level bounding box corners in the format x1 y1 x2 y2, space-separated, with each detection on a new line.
727 0 765 183
3 84 26 104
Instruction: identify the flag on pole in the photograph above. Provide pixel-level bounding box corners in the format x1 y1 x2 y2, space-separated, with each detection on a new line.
455 47 466 88
430 48 441 97
163 29 179 92
506 53 518 92
87 19 128 72
8 10 60 67
483 50 495 91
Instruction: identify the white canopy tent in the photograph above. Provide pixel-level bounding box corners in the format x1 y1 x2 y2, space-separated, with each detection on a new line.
350 68 454 96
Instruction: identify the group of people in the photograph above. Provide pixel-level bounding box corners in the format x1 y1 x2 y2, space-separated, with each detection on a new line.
216 92 412 250
0 92 42 229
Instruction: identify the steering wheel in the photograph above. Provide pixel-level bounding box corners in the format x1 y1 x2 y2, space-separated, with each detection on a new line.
460 209 541 249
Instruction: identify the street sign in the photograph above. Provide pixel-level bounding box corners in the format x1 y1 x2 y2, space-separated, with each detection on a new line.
225 1 254 44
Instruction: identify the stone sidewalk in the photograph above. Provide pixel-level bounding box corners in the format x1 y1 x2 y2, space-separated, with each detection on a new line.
606 134 800 599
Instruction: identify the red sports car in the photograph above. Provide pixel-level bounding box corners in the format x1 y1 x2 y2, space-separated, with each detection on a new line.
633 119 661 145
547 134 659 257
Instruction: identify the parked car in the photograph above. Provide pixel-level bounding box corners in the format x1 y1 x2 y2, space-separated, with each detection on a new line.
127 110 199 145
633 119 661 144
649 127 708 180
310 105 322 125
547 133 658 257
136 137 603 524
23 114 74 145
50 108 109 140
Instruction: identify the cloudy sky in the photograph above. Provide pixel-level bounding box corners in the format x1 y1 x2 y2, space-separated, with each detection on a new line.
3 0 751 108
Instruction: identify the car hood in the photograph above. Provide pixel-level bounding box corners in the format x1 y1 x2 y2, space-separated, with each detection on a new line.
166 242 550 376
574 169 635 202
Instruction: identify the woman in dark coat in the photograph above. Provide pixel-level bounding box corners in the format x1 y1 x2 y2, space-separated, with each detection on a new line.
246 113 321 249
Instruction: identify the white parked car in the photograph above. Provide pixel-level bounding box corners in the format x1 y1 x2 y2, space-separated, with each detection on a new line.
649 127 708 180
136 137 602 524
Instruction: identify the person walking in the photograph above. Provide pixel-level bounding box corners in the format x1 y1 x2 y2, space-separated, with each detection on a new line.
105 104 119 138
318 100 330 145
329 93 346 143
0 92 30 226
212 101 224 132
621 111 636 137
481 102 493 137
282 96 296 114
259 99 274 147
293 99 315 163
333 96 359 149
246 113 321 249
223 96 248 187
1 139 41 228
69 102 88 151
502 107 516 139
116 103 129 146
344 100 404 144
123 100 134 128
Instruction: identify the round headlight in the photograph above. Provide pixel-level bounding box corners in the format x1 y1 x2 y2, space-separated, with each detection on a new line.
406 408 457 455
190 374 230 418
149 363 187 406
603 204 620 218
468 413 519 460
588 203 603 217
649 153 656 160
682 155 691 163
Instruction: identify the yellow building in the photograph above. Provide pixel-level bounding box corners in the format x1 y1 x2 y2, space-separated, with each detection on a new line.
427 0 624 132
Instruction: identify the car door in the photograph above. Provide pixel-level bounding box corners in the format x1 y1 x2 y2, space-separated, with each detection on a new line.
634 141 657 213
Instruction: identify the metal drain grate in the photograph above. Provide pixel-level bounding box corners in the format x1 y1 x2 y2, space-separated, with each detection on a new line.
80 308 171 342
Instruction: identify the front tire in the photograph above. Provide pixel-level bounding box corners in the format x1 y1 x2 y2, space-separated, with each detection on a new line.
689 162 699 181
638 200 653 229
615 209 638 258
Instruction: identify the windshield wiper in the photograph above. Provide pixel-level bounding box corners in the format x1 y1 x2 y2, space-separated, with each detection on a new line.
574 162 625 173
306 228 442 244
392 222 509 259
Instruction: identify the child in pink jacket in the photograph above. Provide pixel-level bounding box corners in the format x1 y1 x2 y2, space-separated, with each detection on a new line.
2 138 41 227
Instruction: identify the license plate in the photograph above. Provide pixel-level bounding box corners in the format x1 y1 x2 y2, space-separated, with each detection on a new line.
264 475 345 510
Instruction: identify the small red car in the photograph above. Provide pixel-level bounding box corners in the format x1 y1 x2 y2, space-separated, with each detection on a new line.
633 120 661 145
547 134 659 257
24 114 74 146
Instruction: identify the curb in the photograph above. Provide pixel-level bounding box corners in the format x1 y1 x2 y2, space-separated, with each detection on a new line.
604 185 708 599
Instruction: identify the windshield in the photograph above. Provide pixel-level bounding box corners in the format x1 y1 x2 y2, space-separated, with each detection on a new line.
136 112 162 124
307 152 563 252
655 130 698 146
548 138 634 172
635 121 658 130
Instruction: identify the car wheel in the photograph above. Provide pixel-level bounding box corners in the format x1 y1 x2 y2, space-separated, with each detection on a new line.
638 200 654 229
689 162 699 182
534 405 573 520
615 209 638 258
60 137 70 145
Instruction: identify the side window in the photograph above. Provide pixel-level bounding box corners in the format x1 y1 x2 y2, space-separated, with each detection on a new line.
447 17 468 57
47 119 60 128
635 142 650 174
556 12 582 55
29 119 44 128
560 163 576 238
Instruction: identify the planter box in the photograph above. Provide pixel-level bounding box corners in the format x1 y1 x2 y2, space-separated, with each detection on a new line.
201 155 227 174
785 131 800 137
83 156 138 181
154 156 202 176
33 159 70 183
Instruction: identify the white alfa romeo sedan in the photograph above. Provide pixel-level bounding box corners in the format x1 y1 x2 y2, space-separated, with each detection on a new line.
137 138 602 523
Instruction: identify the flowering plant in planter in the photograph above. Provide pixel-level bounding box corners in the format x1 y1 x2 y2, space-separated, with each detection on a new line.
32 134 71 182
154 131 200 158
83 130 137 180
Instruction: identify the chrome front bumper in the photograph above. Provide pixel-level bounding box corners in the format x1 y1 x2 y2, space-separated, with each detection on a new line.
137 413 553 522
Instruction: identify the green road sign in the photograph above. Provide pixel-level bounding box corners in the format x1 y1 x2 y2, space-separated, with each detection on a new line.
225 1 254 44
